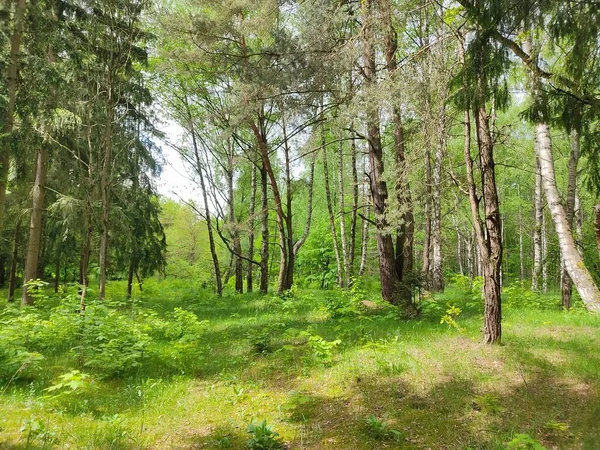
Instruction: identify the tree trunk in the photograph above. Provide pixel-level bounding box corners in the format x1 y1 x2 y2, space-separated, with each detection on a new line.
595 204 600 259
127 259 135 299
422 135 432 286
323 135 343 287
561 128 579 309
542 210 548 293
338 139 350 287
382 0 414 296
189 115 222 297
431 107 445 292
8 220 20 302
0 0 27 231
226 143 243 294
247 164 257 292
475 105 503 344
362 1 414 314
22 146 49 306
532 157 543 291
98 77 113 301
260 165 269 293
536 123 600 312
349 133 359 279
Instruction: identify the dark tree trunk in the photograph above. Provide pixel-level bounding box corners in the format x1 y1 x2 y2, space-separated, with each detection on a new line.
260 165 269 293
595 204 600 259
247 164 257 292
0 0 27 231
561 128 579 309
8 221 20 302
22 146 49 306
127 259 135 299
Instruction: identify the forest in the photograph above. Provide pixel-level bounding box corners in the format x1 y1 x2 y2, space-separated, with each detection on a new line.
1 0 600 448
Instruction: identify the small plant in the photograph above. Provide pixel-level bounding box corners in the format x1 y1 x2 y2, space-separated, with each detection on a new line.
246 419 284 450
301 330 341 366
440 303 465 332
247 323 285 354
472 393 504 415
506 433 547 449
43 369 94 399
24 279 50 306
280 392 314 422
20 417 57 450
364 414 404 441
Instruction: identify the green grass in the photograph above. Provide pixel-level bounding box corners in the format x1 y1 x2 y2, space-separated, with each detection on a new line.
1 278 599 449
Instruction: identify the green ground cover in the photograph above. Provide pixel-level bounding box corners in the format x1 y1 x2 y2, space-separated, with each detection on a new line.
1 278 599 449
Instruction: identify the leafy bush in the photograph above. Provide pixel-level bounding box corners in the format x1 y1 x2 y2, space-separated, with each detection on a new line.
77 302 150 378
247 323 285 354
246 420 284 450
301 329 341 366
364 414 404 441
506 433 547 449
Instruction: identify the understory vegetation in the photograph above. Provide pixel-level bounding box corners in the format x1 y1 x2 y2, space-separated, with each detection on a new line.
1 278 599 449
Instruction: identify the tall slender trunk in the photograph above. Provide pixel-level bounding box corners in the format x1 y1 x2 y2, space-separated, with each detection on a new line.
362 1 414 313
338 139 350 287
431 107 445 292
250 119 287 294
260 165 269 293
21 146 49 306
186 103 222 296
80 130 93 304
247 164 257 292
0 0 27 230
532 157 543 291
98 78 113 301
542 210 548 293
226 143 243 294
349 133 359 278
293 154 315 257
561 128 579 309
381 0 413 293
422 141 432 285
594 204 600 259
536 123 600 311
574 191 582 254
322 128 343 287
127 259 135 299
8 220 20 302
475 104 503 344
278 113 294 293
359 161 370 277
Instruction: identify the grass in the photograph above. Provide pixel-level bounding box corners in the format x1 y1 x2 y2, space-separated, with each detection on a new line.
1 278 599 449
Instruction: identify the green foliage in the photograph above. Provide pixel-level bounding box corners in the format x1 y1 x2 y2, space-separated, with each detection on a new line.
506 433 548 449
246 420 284 450
43 370 94 399
472 393 504 415
19 417 57 450
301 329 341 366
440 304 465 333
77 302 150 378
247 323 285 354
364 414 404 442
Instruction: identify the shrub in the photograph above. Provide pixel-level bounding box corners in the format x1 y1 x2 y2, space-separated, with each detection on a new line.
246 420 284 450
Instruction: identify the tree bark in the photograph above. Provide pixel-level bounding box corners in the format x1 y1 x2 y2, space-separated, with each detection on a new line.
381 0 414 295
532 157 543 291
8 220 20 302
349 133 359 278
595 204 600 259
431 106 445 292
561 128 579 309
322 126 344 287
0 0 27 231
259 164 269 293
247 164 257 292
536 123 600 312
188 108 222 296
338 139 350 287
22 146 49 306
98 75 113 301
226 141 243 294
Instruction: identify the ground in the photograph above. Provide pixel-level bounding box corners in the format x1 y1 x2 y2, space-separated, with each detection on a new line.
1 279 599 449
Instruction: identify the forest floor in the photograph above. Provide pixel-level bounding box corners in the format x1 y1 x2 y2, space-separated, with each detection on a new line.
1 279 600 449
